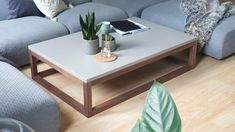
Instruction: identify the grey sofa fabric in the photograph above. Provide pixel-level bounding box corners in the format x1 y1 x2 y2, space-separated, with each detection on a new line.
0 56 17 68
0 118 35 132
92 0 166 17
63 0 90 6
0 61 60 132
0 0 10 21
141 0 185 31
203 15 235 59
141 0 235 59
0 16 69 66
57 2 128 33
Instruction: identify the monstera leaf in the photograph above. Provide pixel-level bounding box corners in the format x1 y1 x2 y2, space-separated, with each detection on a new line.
132 81 181 132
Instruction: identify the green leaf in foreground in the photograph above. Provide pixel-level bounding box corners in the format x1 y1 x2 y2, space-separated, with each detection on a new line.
132 81 181 132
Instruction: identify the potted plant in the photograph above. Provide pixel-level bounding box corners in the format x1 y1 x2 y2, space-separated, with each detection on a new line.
102 33 116 52
80 12 101 55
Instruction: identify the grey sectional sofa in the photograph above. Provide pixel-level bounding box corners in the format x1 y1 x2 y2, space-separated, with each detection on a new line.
1 0 235 67
0 0 235 131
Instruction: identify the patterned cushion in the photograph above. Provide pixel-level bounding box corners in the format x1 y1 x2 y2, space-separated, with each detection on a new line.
33 0 68 19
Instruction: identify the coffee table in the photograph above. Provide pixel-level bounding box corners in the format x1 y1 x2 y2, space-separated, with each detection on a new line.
29 17 197 118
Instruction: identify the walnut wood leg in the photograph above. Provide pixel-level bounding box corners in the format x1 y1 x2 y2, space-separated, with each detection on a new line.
29 51 38 78
188 43 197 67
83 82 92 117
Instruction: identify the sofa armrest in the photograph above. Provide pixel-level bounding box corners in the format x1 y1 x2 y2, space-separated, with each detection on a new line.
0 62 60 132
203 15 235 59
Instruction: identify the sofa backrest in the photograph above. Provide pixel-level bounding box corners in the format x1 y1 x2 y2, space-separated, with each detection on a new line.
63 0 91 6
92 0 166 17
0 0 10 21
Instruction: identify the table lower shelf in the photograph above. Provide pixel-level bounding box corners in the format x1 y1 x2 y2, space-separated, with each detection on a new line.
31 57 193 117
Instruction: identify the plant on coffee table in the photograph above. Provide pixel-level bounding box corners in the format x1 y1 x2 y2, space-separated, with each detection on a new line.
102 33 116 52
80 12 101 54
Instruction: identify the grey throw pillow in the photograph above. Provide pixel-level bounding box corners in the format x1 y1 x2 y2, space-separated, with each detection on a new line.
6 0 44 19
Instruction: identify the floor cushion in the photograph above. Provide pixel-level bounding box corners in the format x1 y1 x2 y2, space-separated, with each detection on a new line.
0 61 60 132
0 16 69 66
57 2 128 33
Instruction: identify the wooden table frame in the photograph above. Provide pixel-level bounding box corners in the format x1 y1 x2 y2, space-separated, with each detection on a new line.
29 41 197 118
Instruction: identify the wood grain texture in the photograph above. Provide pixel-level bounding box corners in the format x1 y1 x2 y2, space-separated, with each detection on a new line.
221 0 235 3
21 55 235 132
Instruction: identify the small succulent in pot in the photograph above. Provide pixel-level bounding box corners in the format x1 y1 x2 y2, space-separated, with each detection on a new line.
80 12 101 40
102 33 116 52
102 33 115 41
80 12 101 54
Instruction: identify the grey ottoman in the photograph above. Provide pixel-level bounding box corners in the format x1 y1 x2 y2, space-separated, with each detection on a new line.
0 61 60 132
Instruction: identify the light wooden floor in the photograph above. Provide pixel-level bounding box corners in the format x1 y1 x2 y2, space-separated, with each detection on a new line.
21 55 235 132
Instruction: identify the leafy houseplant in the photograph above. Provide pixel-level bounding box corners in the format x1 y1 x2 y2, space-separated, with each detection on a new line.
80 12 101 54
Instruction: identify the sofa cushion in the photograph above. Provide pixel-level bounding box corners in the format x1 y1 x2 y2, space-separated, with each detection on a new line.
0 62 60 132
141 0 186 31
57 2 128 33
0 0 10 21
92 0 166 17
0 16 69 66
63 0 90 6
6 0 44 19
